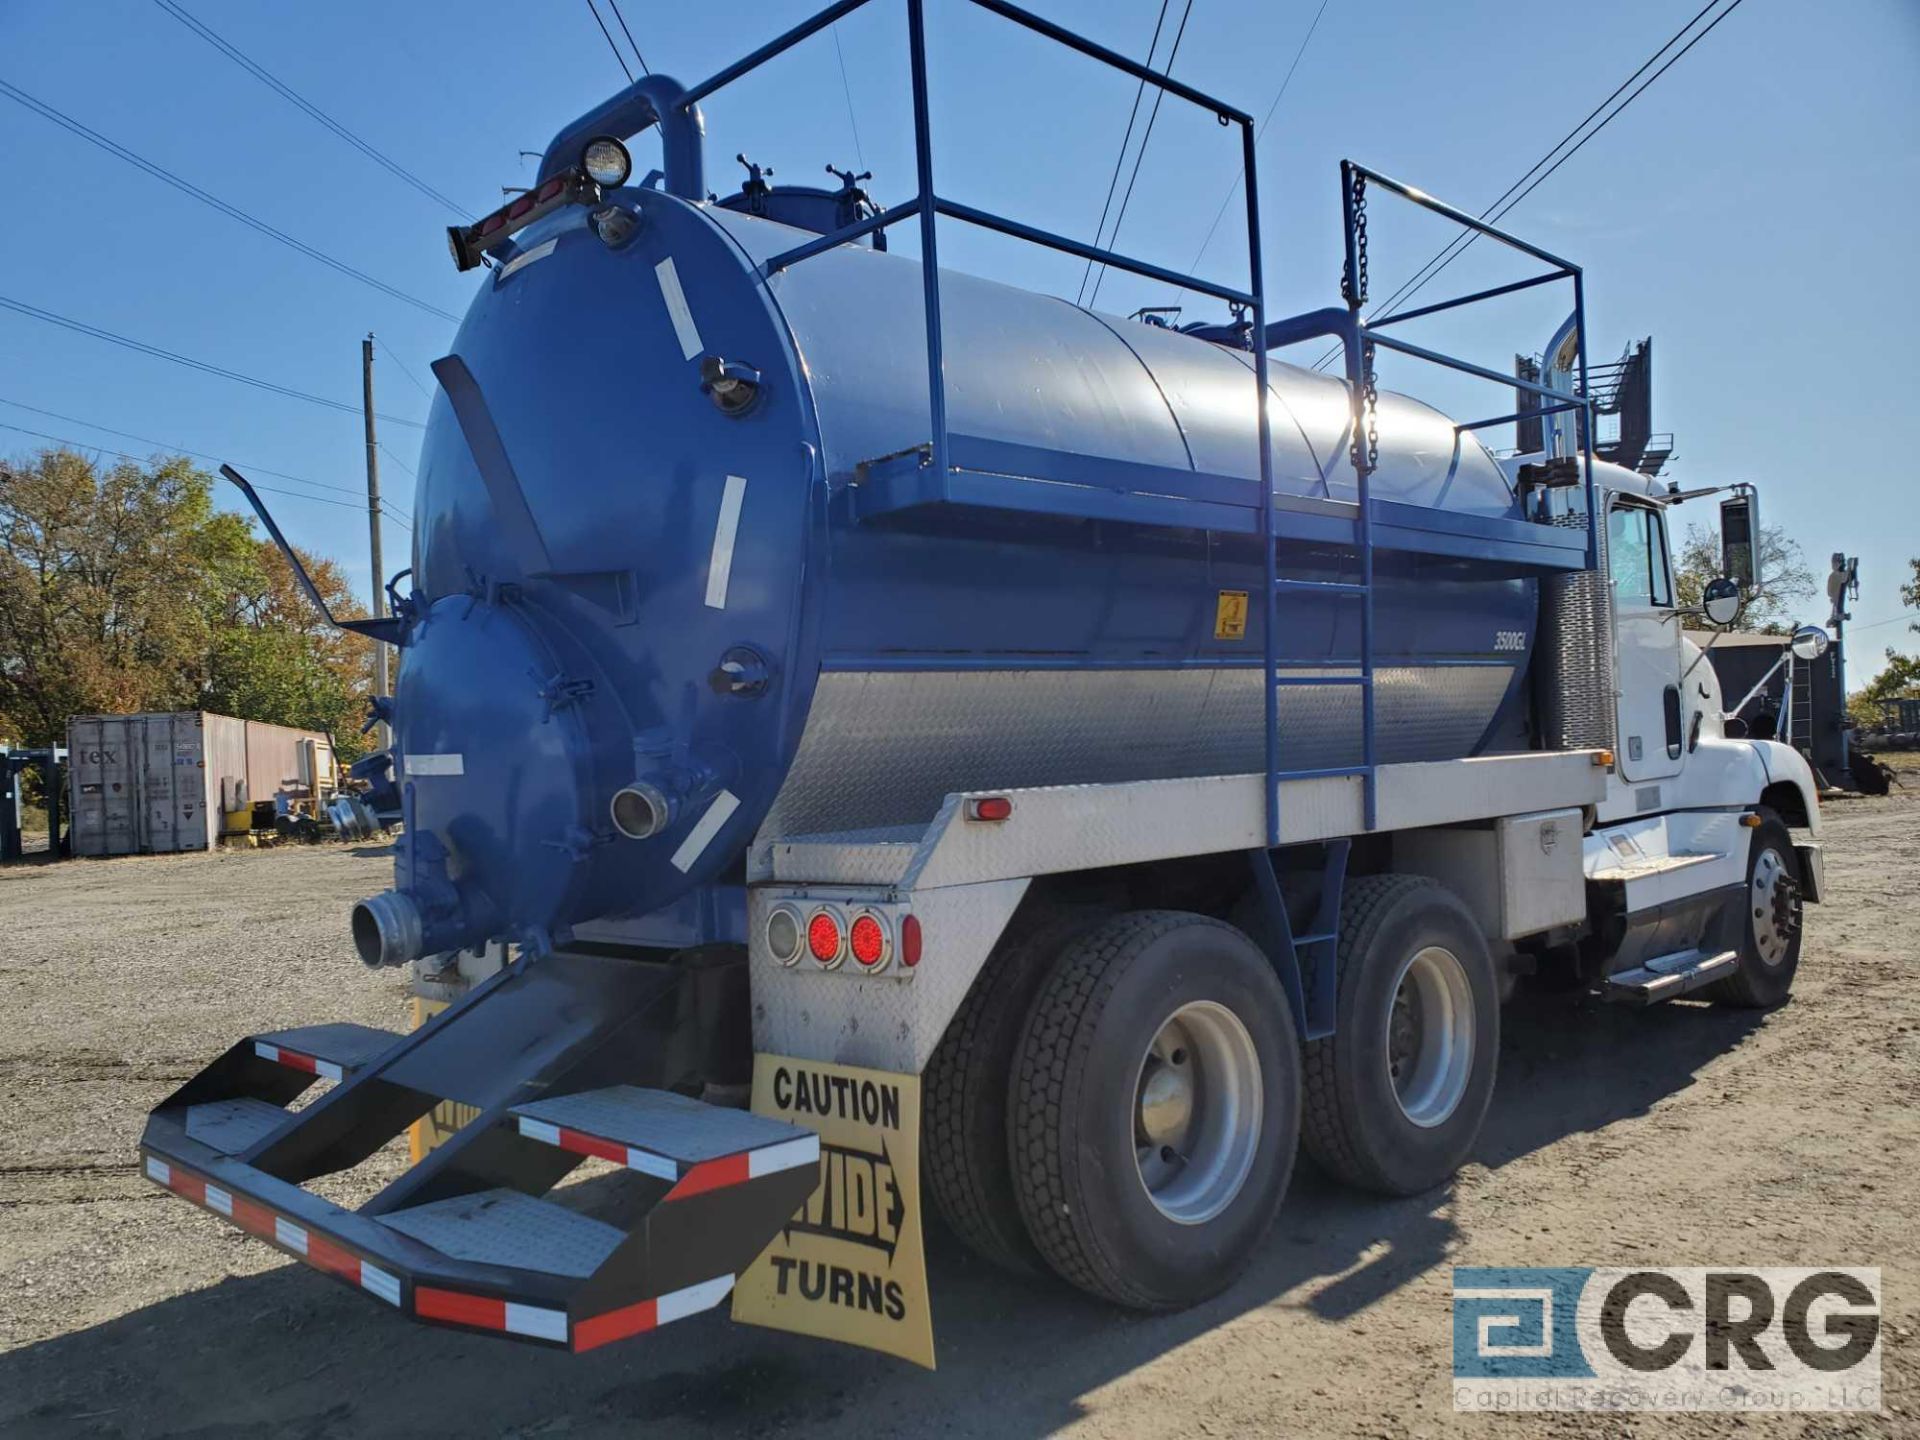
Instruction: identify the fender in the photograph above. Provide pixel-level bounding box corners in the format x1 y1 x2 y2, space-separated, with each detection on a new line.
1749 738 1823 837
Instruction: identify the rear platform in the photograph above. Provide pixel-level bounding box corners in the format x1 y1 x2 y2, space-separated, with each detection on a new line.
139 951 817 1351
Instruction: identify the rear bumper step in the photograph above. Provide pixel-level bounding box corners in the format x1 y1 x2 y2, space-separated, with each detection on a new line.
141 1147 739 1350
139 948 817 1351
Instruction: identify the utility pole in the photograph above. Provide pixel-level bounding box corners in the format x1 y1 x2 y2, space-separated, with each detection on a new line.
361 335 391 748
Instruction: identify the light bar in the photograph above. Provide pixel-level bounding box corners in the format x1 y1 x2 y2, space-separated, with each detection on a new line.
448 172 599 274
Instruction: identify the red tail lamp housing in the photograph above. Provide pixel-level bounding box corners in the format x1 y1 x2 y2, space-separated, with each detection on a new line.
900 913 923 967
849 912 889 970
966 795 1013 822
806 909 845 968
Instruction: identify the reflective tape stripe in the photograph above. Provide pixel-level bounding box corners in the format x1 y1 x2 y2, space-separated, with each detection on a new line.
666 1153 750 1201
624 1148 679 1182
151 1157 400 1309
670 789 740 873
405 753 464 777
360 1262 402 1307
655 257 702 360
415 1288 567 1343
497 237 557 280
416 1287 503 1331
748 1134 821 1178
516 1117 561 1147
656 1274 733 1325
504 1302 569 1342
254 1044 344 1081
555 1126 627 1166
574 1275 733 1352
703 474 747 610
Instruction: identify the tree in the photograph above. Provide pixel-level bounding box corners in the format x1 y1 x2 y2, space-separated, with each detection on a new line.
202 537 375 762
1673 521 1815 634
0 447 374 759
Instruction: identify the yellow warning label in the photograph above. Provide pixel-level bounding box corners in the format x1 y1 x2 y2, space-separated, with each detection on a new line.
406 997 480 1162
731 1054 933 1369
1214 588 1249 640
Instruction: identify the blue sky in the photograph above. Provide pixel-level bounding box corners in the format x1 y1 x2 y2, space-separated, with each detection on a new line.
3 0 1916 677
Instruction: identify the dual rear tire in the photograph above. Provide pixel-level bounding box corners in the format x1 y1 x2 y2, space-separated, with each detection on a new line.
925 880 1499 1309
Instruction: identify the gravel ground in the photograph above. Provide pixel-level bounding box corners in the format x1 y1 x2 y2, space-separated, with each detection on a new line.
1 800 1915 1439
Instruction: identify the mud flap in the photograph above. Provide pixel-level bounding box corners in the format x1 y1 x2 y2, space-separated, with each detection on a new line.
730 1054 934 1368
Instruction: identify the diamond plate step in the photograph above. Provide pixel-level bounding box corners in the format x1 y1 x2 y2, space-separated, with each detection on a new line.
183 1097 288 1153
379 1188 624 1279
512 1086 818 1192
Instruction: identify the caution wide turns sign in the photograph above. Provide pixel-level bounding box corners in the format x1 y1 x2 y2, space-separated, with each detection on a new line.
731 1053 934 1368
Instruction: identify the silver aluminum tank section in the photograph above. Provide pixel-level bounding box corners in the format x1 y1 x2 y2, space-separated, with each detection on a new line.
66 712 334 856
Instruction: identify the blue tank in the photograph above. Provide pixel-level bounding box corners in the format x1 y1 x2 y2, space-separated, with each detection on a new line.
352 174 1538 965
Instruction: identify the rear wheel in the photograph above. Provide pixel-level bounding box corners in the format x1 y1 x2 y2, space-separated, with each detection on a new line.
1010 911 1300 1310
1302 875 1499 1196
923 910 1095 1274
1706 812 1803 1008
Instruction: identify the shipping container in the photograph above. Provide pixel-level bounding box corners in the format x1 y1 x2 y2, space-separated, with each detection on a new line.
65 712 334 857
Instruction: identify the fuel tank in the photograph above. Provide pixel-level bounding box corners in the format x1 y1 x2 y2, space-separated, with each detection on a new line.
364 185 1536 961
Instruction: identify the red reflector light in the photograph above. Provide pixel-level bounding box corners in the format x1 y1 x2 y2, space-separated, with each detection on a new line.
967 796 1013 822
900 914 922 967
478 214 506 237
849 914 887 968
807 912 842 965
537 176 566 201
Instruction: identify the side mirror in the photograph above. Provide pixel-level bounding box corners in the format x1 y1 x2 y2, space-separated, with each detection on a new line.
1720 490 1761 595
1789 625 1830 661
1701 576 1742 627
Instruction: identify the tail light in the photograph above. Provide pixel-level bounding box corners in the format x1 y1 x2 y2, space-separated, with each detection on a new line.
849 912 890 970
806 908 845 968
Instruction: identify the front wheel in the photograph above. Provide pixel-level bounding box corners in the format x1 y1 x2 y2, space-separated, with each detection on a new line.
1706 812 1803 1008
1009 911 1301 1310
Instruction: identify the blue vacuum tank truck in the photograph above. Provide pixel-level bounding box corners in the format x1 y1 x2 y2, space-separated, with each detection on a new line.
143 1 1825 1361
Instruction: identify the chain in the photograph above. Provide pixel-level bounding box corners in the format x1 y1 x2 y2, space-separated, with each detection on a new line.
1363 339 1379 473
1342 172 1369 305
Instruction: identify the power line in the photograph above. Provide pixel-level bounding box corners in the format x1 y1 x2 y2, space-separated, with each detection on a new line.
1849 612 1920 636
0 79 460 325
0 395 409 512
372 335 436 402
830 25 866 172
151 0 473 220
1074 0 1172 308
1310 0 1745 370
377 441 418 480
0 295 427 430
586 0 634 84
605 0 652 75
0 418 413 531
1086 0 1197 310
1180 0 1332 293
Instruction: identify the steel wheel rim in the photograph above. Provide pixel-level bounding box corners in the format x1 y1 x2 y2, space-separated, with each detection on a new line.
1131 1001 1263 1225
1750 846 1794 966
1387 945 1474 1129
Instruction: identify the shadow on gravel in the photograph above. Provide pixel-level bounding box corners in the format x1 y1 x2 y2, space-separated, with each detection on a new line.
0 989 1770 1440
